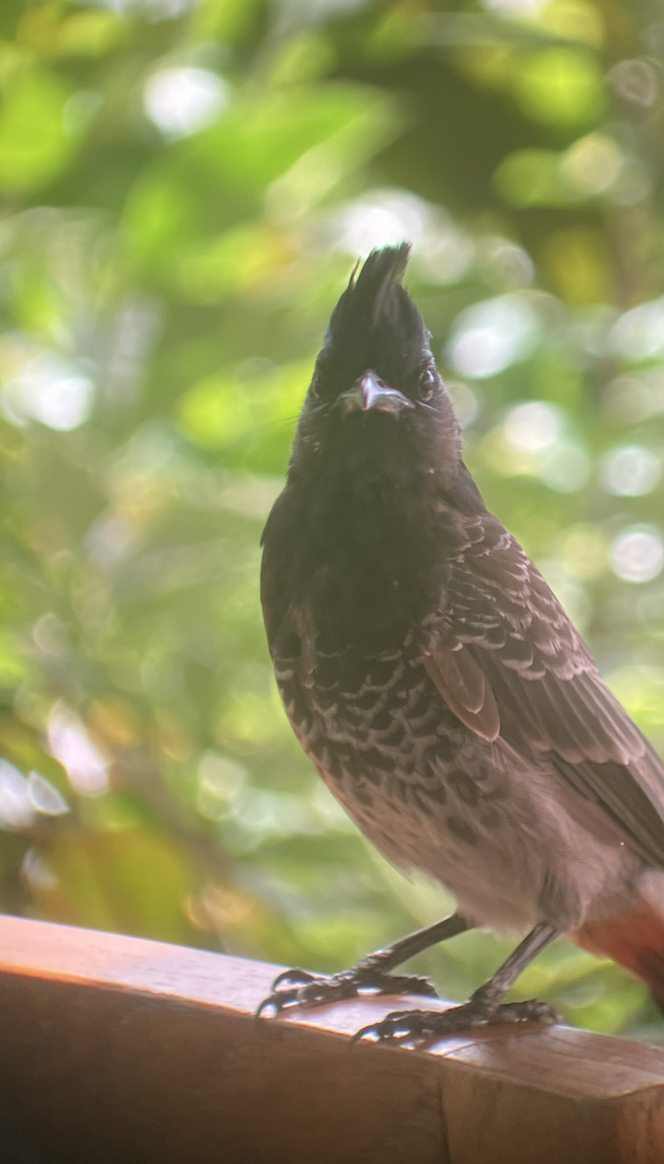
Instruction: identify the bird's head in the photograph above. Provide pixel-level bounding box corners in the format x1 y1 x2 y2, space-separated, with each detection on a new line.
289 243 462 493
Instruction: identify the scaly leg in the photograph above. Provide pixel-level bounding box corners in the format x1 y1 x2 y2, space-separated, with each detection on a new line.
257 913 470 1017
354 921 561 1046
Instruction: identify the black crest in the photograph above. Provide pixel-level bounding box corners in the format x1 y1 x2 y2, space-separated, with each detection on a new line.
319 243 430 392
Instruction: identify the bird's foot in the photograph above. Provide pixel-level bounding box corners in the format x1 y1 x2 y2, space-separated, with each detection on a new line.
353 994 561 1048
256 961 439 1018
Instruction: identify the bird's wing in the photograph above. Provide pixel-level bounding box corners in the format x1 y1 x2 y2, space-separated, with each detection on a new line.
426 512 664 868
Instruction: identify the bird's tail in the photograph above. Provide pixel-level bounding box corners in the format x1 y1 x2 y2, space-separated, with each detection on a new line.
573 891 664 1011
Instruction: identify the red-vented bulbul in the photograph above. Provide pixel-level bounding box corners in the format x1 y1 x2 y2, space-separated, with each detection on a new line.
258 243 664 1044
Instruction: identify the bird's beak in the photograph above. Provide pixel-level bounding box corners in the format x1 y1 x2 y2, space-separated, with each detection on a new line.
338 371 414 416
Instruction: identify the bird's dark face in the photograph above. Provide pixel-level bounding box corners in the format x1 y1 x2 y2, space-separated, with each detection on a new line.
289 243 462 493
264 244 475 649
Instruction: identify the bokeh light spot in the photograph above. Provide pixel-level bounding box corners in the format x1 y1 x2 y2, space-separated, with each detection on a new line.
539 443 590 492
482 0 548 16
560 134 623 197
338 191 427 255
0 762 34 830
601 446 661 497
47 703 109 797
610 527 664 583
602 374 664 423
447 296 539 379
27 771 69 816
611 298 664 362
143 68 229 138
514 48 605 128
2 353 94 431
446 381 479 428
504 401 562 452
557 524 608 580
608 59 658 107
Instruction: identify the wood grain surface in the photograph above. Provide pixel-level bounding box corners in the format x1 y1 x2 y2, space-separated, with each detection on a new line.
2 915 664 1163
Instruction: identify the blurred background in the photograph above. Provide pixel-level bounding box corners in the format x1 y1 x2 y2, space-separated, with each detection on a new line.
1 0 664 1040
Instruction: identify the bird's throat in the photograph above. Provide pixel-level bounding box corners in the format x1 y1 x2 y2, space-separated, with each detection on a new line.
286 468 447 652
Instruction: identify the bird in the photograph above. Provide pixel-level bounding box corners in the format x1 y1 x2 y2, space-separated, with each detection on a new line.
258 241 664 1046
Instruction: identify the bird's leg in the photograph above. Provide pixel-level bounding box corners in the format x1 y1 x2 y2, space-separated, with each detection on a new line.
354 921 561 1047
257 913 470 1017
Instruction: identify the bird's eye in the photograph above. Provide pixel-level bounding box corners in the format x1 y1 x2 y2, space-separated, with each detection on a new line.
419 366 437 402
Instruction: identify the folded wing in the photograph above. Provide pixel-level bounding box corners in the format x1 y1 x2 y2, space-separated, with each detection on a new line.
427 512 664 868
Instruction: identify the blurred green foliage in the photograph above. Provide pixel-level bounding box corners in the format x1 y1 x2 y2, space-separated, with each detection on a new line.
1 0 664 1042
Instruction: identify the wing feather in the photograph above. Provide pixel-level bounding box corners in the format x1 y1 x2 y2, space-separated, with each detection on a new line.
424 647 500 741
435 512 664 867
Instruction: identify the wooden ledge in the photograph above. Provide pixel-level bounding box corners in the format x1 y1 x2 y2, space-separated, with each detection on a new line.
1 916 664 1163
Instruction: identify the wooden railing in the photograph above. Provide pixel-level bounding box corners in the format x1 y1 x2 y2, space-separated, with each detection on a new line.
2 915 664 1163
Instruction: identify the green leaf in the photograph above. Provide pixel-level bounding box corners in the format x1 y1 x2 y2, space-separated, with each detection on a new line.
175 359 310 457
0 630 27 686
0 69 76 193
185 84 395 194
513 48 605 128
494 148 570 207
56 11 128 58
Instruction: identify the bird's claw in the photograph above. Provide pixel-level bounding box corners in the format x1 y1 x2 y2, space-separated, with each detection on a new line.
352 997 561 1048
270 968 319 992
256 965 439 1018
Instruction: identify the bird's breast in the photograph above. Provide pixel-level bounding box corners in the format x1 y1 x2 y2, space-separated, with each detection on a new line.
274 638 639 933
275 637 467 799
275 638 511 882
